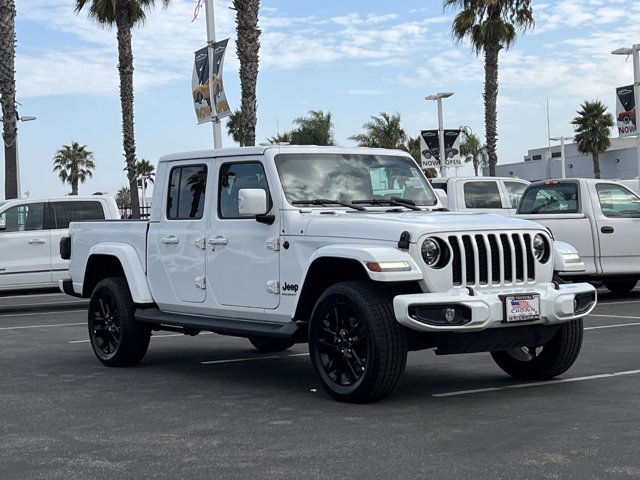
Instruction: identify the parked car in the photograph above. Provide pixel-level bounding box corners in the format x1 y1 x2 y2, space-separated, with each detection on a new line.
61 145 595 403
430 176 529 214
0 195 120 292
517 178 640 293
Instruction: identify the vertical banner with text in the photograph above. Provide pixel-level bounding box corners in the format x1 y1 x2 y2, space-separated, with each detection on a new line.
616 85 637 137
192 39 231 124
420 129 462 169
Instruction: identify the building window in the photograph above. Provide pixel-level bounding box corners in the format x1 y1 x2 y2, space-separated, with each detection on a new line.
532 155 542 160
551 152 562 158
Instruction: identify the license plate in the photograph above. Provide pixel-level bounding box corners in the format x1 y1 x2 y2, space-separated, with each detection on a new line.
503 294 540 322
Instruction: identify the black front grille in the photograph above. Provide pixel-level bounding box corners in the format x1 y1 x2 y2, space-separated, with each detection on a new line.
447 233 536 286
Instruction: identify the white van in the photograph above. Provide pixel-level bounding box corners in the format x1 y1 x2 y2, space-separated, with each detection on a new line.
0 196 120 292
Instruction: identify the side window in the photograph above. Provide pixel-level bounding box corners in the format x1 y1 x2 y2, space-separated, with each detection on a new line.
597 184 640 218
0 203 45 232
219 162 272 219
518 184 579 214
51 201 105 229
167 165 207 220
504 181 528 208
463 181 501 209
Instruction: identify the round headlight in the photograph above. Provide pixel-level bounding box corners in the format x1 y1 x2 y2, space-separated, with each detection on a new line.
533 234 549 263
421 238 441 266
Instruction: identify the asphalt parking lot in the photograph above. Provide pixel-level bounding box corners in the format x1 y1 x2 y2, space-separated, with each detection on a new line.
1 289 639 480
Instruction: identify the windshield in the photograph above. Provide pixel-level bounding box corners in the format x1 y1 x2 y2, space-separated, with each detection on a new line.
275 153 437 206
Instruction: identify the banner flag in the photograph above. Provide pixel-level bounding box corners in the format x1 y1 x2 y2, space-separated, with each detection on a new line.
192 39 231 124
420 129 462 169
616 85 637 137
211 39 231 118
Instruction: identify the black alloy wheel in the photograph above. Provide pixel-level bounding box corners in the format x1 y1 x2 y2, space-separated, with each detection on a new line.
88 277 150 367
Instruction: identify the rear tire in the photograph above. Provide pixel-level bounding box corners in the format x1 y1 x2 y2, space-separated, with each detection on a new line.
88 277 150 367
604 279 637 295
248 337 294 353
308 281 407 403
491 319 583 380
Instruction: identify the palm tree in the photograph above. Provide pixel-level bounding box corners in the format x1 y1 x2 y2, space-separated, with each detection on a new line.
0 0 18 199
459 126 489 176
445 0 534 176
226 109 245 146
571 100 614 179
232 0 261 147
350 112 407 149
75 0 171 217
115 185 131 209
52 141 96 195
136 158 155 184
269 110 335 145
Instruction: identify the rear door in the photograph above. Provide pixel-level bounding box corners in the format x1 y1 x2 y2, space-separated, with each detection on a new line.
593 182 640 274
0 201 51 288
147 161 209 305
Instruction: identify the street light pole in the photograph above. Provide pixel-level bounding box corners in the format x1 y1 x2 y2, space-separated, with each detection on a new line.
549 136 572 179
612 44 640 194
426 92 454 177
205 0 222 149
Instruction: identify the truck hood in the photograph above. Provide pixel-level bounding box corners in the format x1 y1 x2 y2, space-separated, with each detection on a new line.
300 210 544 242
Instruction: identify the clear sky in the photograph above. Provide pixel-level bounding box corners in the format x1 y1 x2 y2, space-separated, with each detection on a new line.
2 0 638 199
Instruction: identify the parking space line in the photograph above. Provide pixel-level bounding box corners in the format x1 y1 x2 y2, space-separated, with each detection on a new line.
586 322 640 330
201 353 309 365
433 369 640 397
0 309 83 319
0 322 85 330
595 299 640 305
589 314 640 320
69 331 215 344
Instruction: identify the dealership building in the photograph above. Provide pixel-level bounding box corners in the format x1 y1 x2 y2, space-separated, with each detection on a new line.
490 137 639 181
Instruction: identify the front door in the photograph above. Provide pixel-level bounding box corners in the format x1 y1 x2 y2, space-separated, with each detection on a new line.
0 202 51 289
594 182 640 274
206 159 280 309
147 162 209 304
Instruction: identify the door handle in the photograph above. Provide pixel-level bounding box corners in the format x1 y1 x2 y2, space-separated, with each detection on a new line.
28 238 46 245
601 226 614 234
160 235 180 245
207 237 228 248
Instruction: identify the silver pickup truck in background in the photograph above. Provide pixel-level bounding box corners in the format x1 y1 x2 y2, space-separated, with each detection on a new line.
516 178 640 294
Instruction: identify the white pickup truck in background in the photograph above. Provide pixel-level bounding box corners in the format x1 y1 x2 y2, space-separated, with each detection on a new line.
517 178 640 293
0 195 120 292
60 145 596 403
430 177 530 214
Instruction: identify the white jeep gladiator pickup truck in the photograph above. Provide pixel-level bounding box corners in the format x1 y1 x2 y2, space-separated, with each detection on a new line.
517 178 640 294
60 146 596 403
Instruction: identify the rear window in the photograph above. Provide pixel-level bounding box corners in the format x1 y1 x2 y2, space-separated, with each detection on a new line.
51 201 105 229
463 181 502 209
517 183 579 214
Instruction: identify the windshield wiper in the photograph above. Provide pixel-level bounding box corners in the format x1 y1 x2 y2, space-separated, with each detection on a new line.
291 199 367 211
352 197 422 211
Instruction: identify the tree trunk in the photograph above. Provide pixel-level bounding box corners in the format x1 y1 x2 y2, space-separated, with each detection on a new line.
234 0 260 147
473 158 479 176
592 152 601 179
484 43 501 177
116 5 140 218
0 0 18 199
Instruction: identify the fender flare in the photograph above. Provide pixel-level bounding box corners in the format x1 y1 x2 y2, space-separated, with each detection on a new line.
304 244 423 282
88 243 153 304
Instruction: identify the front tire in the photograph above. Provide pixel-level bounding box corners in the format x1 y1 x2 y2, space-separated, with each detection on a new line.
88 277 150 367
491 319 583 380
604 279 637 295
308 281 407 403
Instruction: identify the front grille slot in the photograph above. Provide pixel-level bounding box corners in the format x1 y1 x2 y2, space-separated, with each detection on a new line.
447 232 536 287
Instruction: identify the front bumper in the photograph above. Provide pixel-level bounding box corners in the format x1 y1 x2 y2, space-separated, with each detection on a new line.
393 282 596 333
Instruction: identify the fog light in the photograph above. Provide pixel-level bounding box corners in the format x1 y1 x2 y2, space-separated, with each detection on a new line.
444 308 456 322
573 292 596 315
